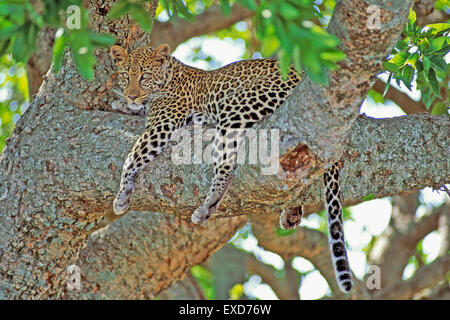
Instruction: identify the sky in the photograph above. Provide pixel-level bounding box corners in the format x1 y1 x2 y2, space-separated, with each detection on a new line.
171 35 449 300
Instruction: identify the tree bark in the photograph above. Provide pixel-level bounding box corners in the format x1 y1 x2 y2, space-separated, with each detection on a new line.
63 211 246 299
3 0 446 300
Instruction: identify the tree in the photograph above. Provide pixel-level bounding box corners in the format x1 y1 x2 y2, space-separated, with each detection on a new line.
0 0 448 299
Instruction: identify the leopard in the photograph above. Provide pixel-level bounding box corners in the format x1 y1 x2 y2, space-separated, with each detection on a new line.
109 43 353 293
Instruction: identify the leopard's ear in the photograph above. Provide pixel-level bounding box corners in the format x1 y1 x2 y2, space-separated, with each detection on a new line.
110 45 127 65
152 43 170 66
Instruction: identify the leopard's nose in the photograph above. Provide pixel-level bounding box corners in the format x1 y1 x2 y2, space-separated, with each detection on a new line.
127 94 138 101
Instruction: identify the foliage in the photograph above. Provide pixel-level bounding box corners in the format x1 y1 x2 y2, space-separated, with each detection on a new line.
229 283 244 300
190 265 215 299
275 226 297 237
0 55 28 151
0 0 344 84
0 0 116 80
243 0 344 83
382 9 449 114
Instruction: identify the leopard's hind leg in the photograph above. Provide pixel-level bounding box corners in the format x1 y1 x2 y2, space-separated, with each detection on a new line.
279 206 303 230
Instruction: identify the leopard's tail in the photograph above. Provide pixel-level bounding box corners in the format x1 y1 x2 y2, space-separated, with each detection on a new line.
324 164 353 293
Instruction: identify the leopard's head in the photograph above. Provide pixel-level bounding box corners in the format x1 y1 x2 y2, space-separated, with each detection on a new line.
110 43 171 104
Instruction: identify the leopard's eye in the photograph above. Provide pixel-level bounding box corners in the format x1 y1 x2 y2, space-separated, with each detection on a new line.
120 72 129 79
141 72 151 79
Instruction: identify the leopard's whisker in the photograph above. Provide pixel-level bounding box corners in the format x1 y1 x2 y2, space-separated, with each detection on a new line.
112 87 127 100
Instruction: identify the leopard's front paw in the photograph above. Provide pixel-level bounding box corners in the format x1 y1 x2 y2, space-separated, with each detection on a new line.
191 203 217 225
113 185 134 215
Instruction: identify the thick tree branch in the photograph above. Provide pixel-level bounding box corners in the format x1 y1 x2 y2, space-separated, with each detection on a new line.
250 213 369 299
63 211 246 299
149 4 254 49
158 272 206 300
246 256 300 300
370 197 447 288
373 254 450 299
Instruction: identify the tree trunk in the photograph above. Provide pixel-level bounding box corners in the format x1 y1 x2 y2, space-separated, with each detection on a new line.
2 0 446 300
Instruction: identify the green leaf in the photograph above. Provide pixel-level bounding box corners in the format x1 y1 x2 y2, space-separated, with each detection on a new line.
320 50 346 62
408 8 416 24
229 283 244 300
190 265 215 300
129 4 153 32
396 38 409 51
402 65 414 90
26 22 38 51
25 1 44 27
303 48 326 84
0 38 11 56
415 60 423 72
427 68 441 98
434 42 450 56
362 193 375 201
219 0 231 16
428 55 447 72
0 3 25 25
426 23 450 34
0 19 19 39
108 0 130 19
12 31 30 62
383 72 393 97
406 52 419 67
382 61 400 73
72 49 96 80
422 88 433 109
89 32 116 47
431 102 448 116
278 48 291 81
422 56 431 71
52 29 66 73
173 0 195 21
69 30 96 80
280 2 300 20
430 37 447 52
292 45 302 73
367 89 384 104
276 226 297 237
273 18 292 53
389 52 409 67
395 75 402 87
241 0 258 11
417 37 430 52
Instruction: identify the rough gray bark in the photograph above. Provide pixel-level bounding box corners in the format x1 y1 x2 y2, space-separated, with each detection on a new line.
2 0 446 300
63 211 246 299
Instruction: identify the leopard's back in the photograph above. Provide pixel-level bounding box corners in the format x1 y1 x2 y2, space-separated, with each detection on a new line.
195 59 301 123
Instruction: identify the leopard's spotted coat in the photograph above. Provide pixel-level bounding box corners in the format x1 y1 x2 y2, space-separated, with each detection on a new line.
109 44 352 293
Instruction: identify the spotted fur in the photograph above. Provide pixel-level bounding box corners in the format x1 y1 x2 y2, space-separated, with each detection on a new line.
323 164 353 292
279 164 352 293
109 44 352 292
